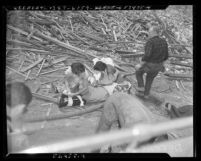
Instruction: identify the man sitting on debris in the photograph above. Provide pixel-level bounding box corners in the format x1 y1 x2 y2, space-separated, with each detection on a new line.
93 92 193 153
6 82 33 152
135 26 169 99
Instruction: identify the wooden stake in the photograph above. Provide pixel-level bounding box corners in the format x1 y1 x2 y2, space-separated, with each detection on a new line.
18 59 25 71
179 80 186 91
36 58 46 76
21 57 44 72
25 70 31 81
40 66 68 76
6 66 30 79
113 30 117 41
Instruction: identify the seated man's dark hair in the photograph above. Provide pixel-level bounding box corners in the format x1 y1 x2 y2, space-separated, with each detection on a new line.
93 61 107 72
6 82 32 108
71 62 86 75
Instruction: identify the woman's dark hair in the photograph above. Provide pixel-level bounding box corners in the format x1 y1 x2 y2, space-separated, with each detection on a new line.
93 61 107 72
6 82 32 108
71 62 86 75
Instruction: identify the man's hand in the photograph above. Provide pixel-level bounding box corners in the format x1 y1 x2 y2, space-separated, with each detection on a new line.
135 62 144 70
67 93 75 97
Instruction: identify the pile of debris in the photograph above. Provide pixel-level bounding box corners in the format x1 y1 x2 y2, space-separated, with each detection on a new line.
6 9 193 92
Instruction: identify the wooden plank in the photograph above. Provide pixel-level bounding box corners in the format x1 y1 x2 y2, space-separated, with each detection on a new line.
170 61 193 68
164 73 193 79
43 57 67 69
7 25 43 42
21 57 44 72
6 66 32 79
39 66 68 76
6 47 49 53
36 58 46 76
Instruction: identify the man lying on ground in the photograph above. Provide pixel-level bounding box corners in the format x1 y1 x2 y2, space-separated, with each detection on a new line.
92 92 193 153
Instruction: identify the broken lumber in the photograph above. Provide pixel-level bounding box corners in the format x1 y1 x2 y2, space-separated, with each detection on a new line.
25 70 31 81
41 79 59 85
43 57 67 69
20 56 44 72
170 62 193 68
120 53 144 58
32 92 58 104
6 66 32 79
40 66 68 76
36 58 46 76
164 73 193 79
6 47 49 53
34 29 92 58
7 25 43 42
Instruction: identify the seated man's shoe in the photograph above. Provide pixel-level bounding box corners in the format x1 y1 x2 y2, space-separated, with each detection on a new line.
136 87 144 92
135 90 144 97
143 94 150 99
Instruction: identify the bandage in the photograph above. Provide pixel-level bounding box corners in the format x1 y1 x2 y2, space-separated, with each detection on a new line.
64 66 72 75
94 72 101 81
101 57 115 67
67 97 73 106
92 58 100 65
77 95 84 106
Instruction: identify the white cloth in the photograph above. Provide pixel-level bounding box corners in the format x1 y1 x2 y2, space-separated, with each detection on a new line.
101 57 115 67
92 58 100 65
64 66 72 75
92 57 115 67
103 83 118 95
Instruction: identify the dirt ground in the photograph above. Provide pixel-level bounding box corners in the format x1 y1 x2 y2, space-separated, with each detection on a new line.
6 67 193 153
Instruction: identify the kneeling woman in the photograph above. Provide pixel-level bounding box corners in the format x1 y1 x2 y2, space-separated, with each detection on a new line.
59 62 109 108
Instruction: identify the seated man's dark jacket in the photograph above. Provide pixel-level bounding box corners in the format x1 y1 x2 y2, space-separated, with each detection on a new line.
142 36 169 63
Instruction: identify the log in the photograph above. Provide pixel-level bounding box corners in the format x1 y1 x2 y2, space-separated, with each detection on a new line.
25 70 31 81
20 57 44 72
41 79 59 85
169 54 192 59
34 29 95 58
6 47 49 53
6 66 32 79
18 59 25 71
8 26 137 68
42 57 67 69
120 53 144 58
69 31 92 45
39 66 68 76
170 62 193 68
7 25 43 42
7 39 33 47
32 92 58 104
164 73 193 79
36 58 46 76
